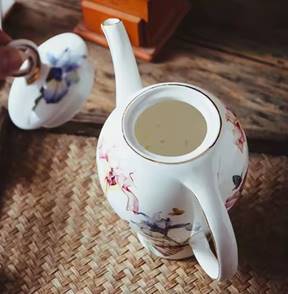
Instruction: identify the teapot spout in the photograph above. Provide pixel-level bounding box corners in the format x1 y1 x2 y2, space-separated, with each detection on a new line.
102 18 142 108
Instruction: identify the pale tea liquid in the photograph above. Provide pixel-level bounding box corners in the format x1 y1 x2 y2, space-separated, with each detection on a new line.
135 100 207 156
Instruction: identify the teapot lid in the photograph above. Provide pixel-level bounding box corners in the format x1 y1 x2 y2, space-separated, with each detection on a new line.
8 33 94 130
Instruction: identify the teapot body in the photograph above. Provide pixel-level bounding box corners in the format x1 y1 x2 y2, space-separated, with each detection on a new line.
96 83 248 260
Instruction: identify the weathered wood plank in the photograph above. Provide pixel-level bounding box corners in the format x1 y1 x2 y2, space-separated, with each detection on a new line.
186 0 288 30
48 111 104 137
0 107 10 180
177 26 288 70
0 0 287 147
3 1 81 41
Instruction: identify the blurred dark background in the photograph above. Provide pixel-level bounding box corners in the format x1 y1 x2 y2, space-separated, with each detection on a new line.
187 0 288 29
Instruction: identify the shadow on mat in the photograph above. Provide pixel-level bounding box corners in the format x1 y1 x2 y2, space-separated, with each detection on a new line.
0 126 49 213
232 184 288 279
0 271 23 293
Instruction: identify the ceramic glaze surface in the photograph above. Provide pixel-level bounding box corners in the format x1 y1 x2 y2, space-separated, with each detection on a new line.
97 19 249 281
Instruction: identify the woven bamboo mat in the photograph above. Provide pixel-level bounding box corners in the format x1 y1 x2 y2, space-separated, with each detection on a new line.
0 130 287 293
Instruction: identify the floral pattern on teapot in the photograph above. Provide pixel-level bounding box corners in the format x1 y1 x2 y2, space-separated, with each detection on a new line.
99 133 248 256
98 140 199 256
131 210 195 257
99 141 139 213
225 107 246 153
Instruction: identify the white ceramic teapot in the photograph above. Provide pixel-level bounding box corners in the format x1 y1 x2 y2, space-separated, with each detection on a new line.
96 18 249 280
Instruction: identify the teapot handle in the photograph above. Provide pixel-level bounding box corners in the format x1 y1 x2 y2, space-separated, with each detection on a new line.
182 179 238 280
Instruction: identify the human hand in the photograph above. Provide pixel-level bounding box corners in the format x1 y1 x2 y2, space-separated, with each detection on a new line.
0 30 22 80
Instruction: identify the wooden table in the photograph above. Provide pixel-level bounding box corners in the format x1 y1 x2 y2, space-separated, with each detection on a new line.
0 0 287 155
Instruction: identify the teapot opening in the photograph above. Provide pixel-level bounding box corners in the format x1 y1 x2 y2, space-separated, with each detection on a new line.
102 18 121 26
134 100 207 156
122 83 221 164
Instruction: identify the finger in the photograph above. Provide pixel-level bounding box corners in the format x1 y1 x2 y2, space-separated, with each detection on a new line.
0 30 11 45
0 46 22 79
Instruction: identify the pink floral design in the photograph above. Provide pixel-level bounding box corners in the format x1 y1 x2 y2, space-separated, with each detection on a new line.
226 108 246 153
99 150 109 162
99 142 139 213
225 192 240 210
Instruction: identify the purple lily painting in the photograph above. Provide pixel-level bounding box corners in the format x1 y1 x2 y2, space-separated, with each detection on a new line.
132 210 194 256
33 48 86 111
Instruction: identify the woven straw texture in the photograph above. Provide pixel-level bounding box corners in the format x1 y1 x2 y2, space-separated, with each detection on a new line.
0 131 287 293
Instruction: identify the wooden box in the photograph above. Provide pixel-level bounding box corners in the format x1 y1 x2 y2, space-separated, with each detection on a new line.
75 0 191 61
82 1 143 47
